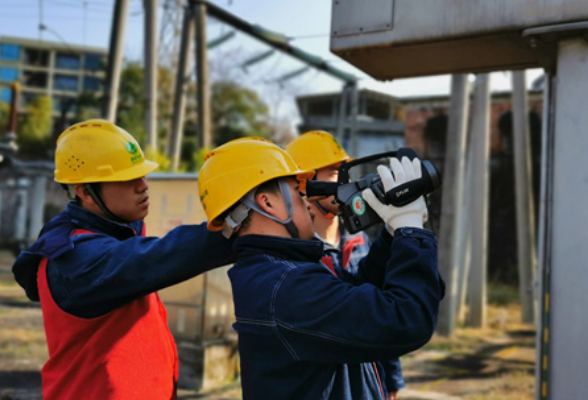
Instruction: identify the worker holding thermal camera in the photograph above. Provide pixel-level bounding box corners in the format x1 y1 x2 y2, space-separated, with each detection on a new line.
286 130 406 399
198 137 444 400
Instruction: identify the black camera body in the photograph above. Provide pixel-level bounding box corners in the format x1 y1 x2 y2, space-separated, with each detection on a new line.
305 148 441 234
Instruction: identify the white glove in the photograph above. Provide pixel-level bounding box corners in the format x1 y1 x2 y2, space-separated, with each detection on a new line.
362 157 429 235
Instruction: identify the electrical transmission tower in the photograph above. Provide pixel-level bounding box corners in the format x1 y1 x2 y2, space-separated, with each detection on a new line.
159 0 185 69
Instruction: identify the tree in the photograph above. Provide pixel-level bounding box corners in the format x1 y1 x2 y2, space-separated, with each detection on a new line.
0 102 9 133
75 91 102 121
211 80 271 146
116 62 147 145
19 95 53 158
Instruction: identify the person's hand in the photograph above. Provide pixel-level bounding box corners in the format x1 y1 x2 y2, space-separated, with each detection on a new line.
388 391 399 400
362 157 428 235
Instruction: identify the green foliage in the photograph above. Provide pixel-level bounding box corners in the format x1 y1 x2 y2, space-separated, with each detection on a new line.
487 282 519 306
211 80 271 146
75 91 101 121
116 62 147 145
73 63 273 172
19 96 53 143
0 102 9 131
18 96 53 157
144 145 173 172
192 147 211 173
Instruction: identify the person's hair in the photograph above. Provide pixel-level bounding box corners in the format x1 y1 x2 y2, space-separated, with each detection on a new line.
62 183 102 204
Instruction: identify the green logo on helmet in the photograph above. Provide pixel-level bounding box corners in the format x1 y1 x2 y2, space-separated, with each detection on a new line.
126 142 139 155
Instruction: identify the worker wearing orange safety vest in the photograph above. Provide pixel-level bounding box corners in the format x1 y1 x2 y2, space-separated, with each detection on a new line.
12 120 234 399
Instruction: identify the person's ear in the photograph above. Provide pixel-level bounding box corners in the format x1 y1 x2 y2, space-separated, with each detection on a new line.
255 191 279 217
74 184 95 206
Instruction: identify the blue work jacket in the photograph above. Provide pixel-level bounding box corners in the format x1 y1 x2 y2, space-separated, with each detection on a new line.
229 227 444 400
320 227 406 394
12 202 235 318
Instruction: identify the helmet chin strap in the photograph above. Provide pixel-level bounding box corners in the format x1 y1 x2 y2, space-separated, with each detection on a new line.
313 199 336 219
224 179 300 239
84 183 129 224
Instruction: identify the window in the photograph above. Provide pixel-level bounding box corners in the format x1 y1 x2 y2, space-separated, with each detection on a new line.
54 74 78 91
0 67 18 82
83 76 102 91
24 49 49 67
365 99 391 120
53 96 77 112
85 53 104 71
0 87 12 103
21 92 38 108
55 53 80 70
307 99 334 117
23 71 48 88
0 43 20 61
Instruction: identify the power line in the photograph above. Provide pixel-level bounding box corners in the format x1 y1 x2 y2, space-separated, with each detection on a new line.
288 33 329 40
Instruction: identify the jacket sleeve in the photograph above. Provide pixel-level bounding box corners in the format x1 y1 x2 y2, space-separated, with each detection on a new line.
273 227 444 364
337 228 392 286
380 358 405 394
48 223 235 318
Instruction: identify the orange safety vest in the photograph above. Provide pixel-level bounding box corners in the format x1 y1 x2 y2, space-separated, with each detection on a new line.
37 229 178 399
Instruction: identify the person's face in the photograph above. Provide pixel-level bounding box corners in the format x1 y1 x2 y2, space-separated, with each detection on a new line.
311 163 342 215
100 177 150 222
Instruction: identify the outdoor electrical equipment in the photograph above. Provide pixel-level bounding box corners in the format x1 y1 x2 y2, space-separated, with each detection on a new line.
330 0 588 79
330 1 588 400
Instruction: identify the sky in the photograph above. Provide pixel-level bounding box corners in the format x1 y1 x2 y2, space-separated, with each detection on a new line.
0 0 543 122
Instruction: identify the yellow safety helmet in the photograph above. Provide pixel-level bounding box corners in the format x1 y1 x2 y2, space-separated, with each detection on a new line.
198 137 315 232
285 130 350 172
54 119 158 184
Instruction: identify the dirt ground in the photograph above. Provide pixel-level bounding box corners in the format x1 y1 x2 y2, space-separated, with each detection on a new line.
0 250 535 400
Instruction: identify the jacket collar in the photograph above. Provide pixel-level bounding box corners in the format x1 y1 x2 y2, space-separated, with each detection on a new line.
65 202 141 240
13 202 142 302
233 234 324 263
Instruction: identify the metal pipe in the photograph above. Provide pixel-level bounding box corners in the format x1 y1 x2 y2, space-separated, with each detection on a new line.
545 37 588 400
203 1 356 84
7 82 19 135
511 70 537 324
436 74 470 336
144 0 158 151
466 73 491 328
28 176 47 244
194 0 211 149
102 0 131 121
536 71 554 400
348 83 359 157
335 83 349 145
169 5 195 170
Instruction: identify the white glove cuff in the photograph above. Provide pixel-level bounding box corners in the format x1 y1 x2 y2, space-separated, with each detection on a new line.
388 213 424 231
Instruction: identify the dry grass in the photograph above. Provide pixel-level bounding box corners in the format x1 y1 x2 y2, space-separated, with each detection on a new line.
463 371 535 400
403 283 537 400
0 309 48 365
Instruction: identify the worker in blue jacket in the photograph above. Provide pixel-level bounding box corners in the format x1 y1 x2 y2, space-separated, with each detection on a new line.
11 119 234 399
286 130 405 399
198 137 444 400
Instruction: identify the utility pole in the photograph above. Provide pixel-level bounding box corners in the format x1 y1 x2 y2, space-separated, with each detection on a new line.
467 73 491 328
194 0 211 150
511 70 537 324
103 0 130 121
144 0 158 151
169 5 195 170
167 1 358 170
436 74 470 336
